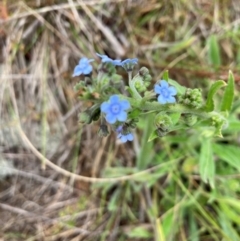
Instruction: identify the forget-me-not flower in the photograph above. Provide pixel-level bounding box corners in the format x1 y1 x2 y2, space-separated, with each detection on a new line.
121 58 138 71
116 125 134 143
101 95 130 124
96 53 122 66
118 132 134 143
72 57 94 77
154 80 177 104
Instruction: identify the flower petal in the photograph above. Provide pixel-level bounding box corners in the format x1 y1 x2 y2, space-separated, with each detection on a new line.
154 84 162 94
168 86 177 95
127 133 134 141
120 100 130 110
106 113 117 124
96 53 107 58
112 60 122 66
72 66 83 77
102 57 112 63
101 102 110 113
79 57 88 64
117 111 127 122
160 80 168 88
158 95 167 104
120 135 128 143
166 96 176 103
82 65 93 75
116 126 123 133
109 95 119 103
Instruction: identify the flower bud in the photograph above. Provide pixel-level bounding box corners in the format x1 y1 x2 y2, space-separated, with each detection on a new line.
154 114 173 136
182 113 197 126
98 124 109 137
139 67 149 77
179 88 203 109
79 111 92 124
143 74 152 83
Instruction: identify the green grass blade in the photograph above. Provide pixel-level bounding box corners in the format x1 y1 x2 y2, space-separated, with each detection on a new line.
199 138 215 188
213 144 240 171
207 35 221 67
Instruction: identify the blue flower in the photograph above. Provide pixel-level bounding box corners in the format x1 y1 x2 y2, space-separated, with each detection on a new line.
101 95 130 124
96 53 122 66
116 125 134 143
121 58 138 71
154 80 177 104
118 132 134 143
72 57 94 77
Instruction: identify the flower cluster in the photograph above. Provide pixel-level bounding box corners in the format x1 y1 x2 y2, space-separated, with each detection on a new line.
72 52 229 143
72 54 139 78
178 88 203 108
72 54 178 142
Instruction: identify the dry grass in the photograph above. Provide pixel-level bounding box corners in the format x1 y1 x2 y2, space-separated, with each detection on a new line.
0 0 240 240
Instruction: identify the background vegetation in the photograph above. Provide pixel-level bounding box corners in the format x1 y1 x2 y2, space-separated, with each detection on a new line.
0 0 240 240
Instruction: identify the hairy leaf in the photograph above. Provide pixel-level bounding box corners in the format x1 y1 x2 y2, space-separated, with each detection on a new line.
205 80 226 112
220 70 235 112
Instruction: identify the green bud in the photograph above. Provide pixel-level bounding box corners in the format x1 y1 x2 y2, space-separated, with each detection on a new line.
139 67 149 77
98 124 109 137
210 115 227 137
74 81 85 91
79 111 92 124
156 128 168 137
91 108 101 121
183 98 191 105
144 81 151 88
179 88 203 109
154 114 173 133
182 113 197 126
133 75 146 93
143 74 152 83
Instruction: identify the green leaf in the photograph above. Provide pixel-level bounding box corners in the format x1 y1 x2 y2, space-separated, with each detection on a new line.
162 211 174 238
199 138 215 188
227 120 240 132
148 130 158 142
162 70 169 81
205 80 226 112
207 35 221 67
218 208 240 241
108 189 120 211
137 115 155 169
168 78 186 95
220 70 235 112
219 202 240 225
128 108 141 119
169 112 181 125
213 144 240 171
127 227 152 238
189 211 199 241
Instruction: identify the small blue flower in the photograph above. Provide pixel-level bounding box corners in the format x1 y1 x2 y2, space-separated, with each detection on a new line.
116 125 134 143
72 57 94 77
121 58 138 71
96 53 122 66
154 80 177 104
101 95 130 124
118 132 134 143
